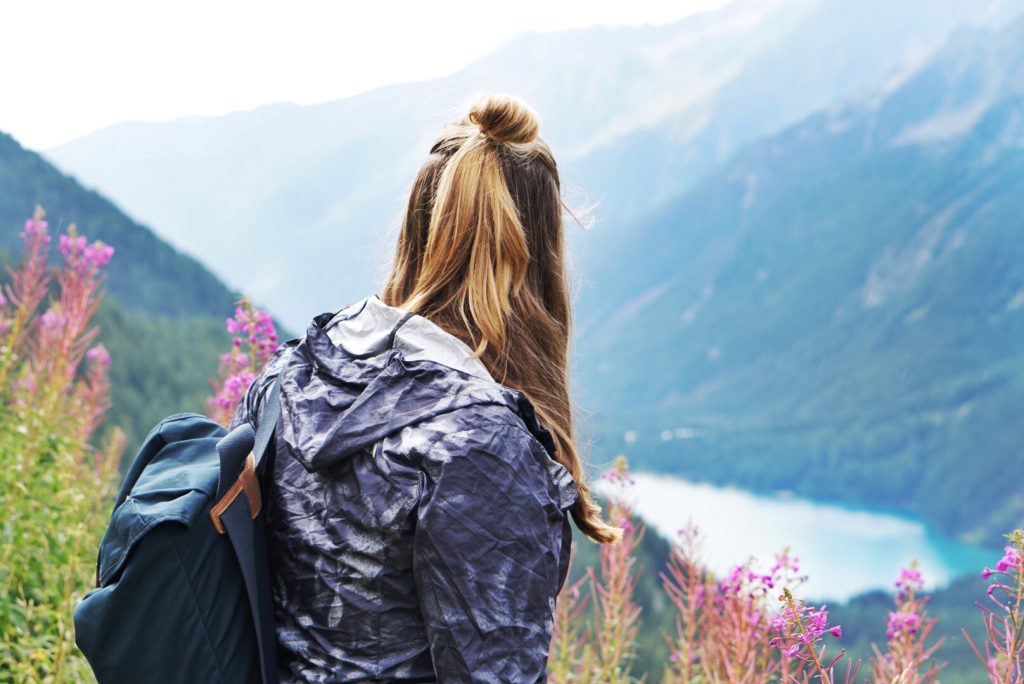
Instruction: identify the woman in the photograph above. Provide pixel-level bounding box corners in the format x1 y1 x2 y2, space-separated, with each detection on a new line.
231 93 621 683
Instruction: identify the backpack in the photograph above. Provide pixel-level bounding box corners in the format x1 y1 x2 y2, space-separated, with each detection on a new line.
73 377 283 684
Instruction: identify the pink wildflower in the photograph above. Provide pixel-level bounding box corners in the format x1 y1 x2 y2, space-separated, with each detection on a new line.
995 545 1023 574
84 241 114 269
57 233 87 258
38 309 67 332
21 217 50 243
206 298 279 426
886 610 922 639
895 566 924 599
85 344 111 369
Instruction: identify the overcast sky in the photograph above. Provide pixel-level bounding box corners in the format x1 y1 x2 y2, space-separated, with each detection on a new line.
1 0 727 150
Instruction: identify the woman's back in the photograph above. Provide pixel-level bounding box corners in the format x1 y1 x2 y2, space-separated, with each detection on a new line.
231 293 578 682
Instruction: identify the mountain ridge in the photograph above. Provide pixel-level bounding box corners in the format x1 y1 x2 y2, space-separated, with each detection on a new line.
0 131 237 318
46 0 1024 331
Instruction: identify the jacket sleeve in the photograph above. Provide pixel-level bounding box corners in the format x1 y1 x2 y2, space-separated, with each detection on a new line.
413 422 570 683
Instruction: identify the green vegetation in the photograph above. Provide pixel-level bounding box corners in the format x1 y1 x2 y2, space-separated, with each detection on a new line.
94 300 229 447
0 129 242 452
830 574 989 684
0 212 121 680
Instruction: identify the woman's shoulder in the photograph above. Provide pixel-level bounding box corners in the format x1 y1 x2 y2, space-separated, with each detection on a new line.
412 400 542 462
411 402 578 513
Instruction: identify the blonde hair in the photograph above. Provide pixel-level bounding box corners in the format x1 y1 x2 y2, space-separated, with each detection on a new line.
381 93 621 544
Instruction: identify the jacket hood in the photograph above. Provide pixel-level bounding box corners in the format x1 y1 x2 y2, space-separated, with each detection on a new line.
276 294 568 484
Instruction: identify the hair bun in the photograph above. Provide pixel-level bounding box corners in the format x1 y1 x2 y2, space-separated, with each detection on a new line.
467 93 540 145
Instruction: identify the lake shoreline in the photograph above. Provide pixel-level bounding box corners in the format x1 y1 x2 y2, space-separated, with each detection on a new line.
595 469 1002 603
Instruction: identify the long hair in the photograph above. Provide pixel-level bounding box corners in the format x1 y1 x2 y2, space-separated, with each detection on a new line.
381 92 621 544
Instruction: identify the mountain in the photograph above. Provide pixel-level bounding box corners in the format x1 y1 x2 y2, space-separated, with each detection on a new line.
26 0 1024 544
0 131 237 446
42 0 1024 332
0 133 234 319
573 17 1024 546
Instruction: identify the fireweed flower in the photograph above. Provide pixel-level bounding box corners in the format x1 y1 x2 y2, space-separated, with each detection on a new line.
20 216 50 243
895 566 924 597
770 600 840 648
1 209 116 442
85 242 114 269
217 371 256 409
57 233 87 257
0 209 124 676
995 545 1023 574
549 452 644 682
769 587 850 683
1 208 54 393
964 530 1024 683
870 563 945 682
207 298 280 426
85 344 111 370
219 351 249 375
599 458 636 486
660 521 863 683
38 309 67 331
886 610 922 639
56 226 114 276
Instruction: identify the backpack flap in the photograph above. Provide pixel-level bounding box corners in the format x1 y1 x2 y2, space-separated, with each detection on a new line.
96 414 226 586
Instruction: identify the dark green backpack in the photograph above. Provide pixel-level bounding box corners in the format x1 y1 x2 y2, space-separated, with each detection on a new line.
74 378 282 684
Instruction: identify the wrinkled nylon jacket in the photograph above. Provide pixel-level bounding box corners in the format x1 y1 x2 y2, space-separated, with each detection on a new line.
230 293 579 683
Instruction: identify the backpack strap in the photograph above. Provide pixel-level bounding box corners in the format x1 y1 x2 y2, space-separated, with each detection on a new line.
253 373 282 469
213 374 283 684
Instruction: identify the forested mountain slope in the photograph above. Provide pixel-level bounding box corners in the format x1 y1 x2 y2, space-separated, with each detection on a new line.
574 18 1024 546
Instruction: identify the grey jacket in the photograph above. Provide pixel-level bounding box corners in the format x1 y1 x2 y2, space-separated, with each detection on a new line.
231 293 579 683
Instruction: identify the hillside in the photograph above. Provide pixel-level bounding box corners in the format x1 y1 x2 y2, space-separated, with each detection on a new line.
0 130 237 447
573 18 1024 546
0 132 235 318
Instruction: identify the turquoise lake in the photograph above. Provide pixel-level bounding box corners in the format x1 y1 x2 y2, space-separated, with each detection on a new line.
595 471 1001 602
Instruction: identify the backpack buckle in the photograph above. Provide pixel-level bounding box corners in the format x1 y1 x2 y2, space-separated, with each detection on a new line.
209 452 262 534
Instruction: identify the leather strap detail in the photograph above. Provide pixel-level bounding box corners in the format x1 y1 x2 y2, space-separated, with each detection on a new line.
210 452 262 534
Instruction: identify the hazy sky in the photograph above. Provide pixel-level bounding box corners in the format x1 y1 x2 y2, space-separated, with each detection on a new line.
2 0 727 150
